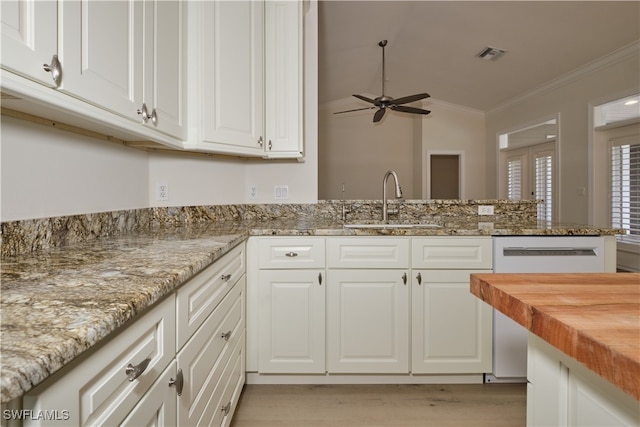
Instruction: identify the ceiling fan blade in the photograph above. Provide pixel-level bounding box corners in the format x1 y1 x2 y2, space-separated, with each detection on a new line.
373 108 386 122
334 106 376 115
353 94 377 104
392 93 431 105
390 105 431 115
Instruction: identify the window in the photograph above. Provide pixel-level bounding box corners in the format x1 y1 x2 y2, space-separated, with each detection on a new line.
611 137 640 243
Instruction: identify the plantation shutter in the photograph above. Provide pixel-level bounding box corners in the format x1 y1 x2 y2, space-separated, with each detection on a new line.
534 151 553 222
507 158 523 200
611 136 640 243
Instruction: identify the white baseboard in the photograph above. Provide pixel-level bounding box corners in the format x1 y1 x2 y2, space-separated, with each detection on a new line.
246 372 485 385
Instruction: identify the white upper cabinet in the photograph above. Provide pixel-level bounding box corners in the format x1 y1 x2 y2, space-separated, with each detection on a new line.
198 0 265 155
1 0 313 155
143 0 187 139
59 0 186 139
59 0 144 118
1 0 58 86
193 0 307 158
264 1 303 157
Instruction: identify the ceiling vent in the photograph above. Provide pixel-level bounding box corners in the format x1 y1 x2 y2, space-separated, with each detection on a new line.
477 46 507 60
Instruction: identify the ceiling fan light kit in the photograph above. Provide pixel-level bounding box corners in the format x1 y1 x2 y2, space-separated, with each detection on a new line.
334 39 431 123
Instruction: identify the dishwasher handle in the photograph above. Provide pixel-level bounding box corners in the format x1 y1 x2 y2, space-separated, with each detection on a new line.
503 247 597 256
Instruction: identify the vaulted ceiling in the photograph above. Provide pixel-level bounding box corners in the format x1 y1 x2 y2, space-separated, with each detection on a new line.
318 1 640 111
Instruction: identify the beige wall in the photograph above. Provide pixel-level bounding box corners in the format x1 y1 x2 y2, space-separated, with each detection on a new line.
2 111 318 221
318 97 417 199
318 97 485 200
1 115 149 221
485 45 640 224
420 100 486 199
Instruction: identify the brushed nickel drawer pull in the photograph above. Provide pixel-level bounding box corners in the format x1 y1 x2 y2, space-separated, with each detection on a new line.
221 401 232 416
221 273 232 281
285 252 298 257
221 330 232 341
43 54 62 87
169 368 184 396
125 357 151 381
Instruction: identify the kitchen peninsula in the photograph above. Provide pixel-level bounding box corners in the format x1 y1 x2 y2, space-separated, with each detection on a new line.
470 272 640 426
0 200 625 425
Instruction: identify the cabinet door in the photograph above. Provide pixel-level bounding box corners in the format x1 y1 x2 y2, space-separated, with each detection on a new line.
264 0 303 157
200 0 264 154
411 269 492 374
1 0 57 86
120 361 178 427
327 269 409 373
258 269 325 373
144 0 187 139
59 0 143 117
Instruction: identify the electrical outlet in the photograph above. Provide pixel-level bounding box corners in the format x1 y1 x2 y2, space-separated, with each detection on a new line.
156 182 169 201
249 184 258 199
478 205 494 215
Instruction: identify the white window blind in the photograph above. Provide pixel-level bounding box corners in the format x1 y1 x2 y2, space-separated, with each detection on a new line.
535 152 553 222
507 158 522 200
611 138 640 243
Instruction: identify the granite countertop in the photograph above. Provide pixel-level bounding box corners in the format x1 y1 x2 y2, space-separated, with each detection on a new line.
0 217 623 403
470 272 640 400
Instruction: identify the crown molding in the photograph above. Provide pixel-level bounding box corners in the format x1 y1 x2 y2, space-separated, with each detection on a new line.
488 40 640 115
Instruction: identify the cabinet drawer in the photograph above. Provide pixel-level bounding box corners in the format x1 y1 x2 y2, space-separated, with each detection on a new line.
177 277 244 426
176 243 245 349
327 237 409 269
411 237 493 269
258 237 325 269
24 296 176 427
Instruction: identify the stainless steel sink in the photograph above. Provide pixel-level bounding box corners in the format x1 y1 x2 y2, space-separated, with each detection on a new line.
344 221 441 229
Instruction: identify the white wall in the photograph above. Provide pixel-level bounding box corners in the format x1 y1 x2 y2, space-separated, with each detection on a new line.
1 115 149 221
485 45 640 224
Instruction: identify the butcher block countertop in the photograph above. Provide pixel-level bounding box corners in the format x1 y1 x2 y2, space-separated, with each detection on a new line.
470 273 640 400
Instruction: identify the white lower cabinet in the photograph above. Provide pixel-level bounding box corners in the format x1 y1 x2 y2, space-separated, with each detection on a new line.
527 333 640 427
327 269 409 373
177 277 245 426
23 296 177 426
255 237 325 373
22 242 246 426
258 270 325 373
411 269 492 373
249 236 493 379
121 360 178 426
411 237 493 374
326 238 410 373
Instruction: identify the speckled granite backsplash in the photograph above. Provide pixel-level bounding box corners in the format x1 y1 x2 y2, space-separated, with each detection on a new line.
1 200 538 256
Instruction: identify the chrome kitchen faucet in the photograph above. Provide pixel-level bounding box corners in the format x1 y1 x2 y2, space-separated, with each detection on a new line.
382 170 403 221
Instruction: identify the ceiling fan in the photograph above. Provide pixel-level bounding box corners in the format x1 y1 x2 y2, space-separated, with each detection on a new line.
334 40 431 123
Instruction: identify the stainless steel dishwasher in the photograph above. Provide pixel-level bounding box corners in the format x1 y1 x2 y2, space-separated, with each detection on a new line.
487 236 607 383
